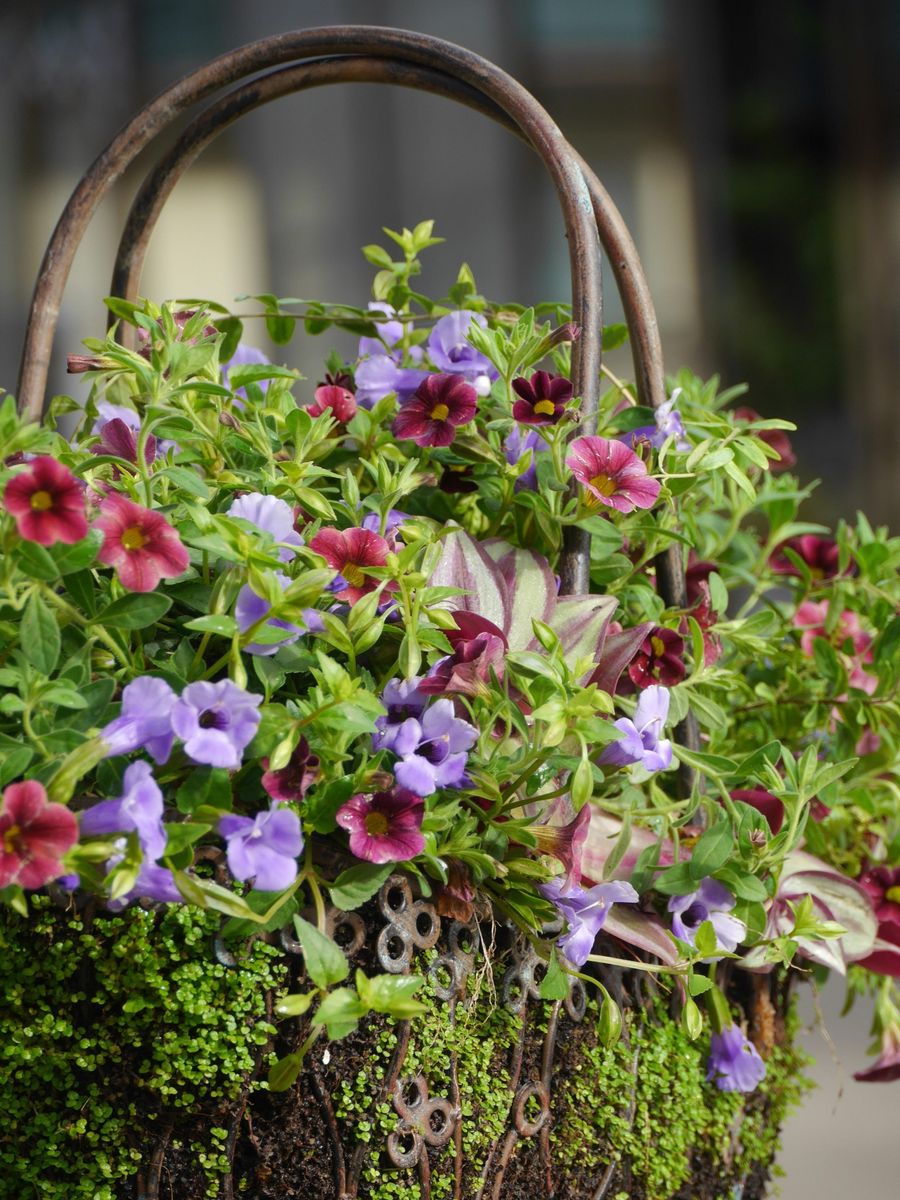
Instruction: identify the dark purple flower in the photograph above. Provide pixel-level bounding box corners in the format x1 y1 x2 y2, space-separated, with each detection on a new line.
234 573 324 656
856 866 900 977
391 699 478 796
355 354 428 409
94 417 157 467
541 875 639 967
101 676 177 764
730 788 785 835
79 761 166 862
427 310 497 392
599 686 673 773
393 373 478 448
219 804 303 891
418 611 508 698
511 371 572 426
261 738 319 803
707 1025 766 1092
227 493 303 562
171 680 262 769
336 788 425 864
668 877 746 954
504 427 545 492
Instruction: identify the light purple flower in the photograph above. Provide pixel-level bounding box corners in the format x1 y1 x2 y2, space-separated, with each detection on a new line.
706 1025 766 1092
354 354 428 409
219 804 303 891
92 401 140 435
222 342 271 404
541 875 640 967
171 680 262 769
668 877 746 954
372 678 431 753
79 760 166 862
427 311 498 390
599 685 673 773
108 860 184 909
391 699 478 796
227 493 303 562
504 427 545 492
621 391 689 452
361 508 409 544
101 676 177 764
358 302 405 359
234 572 324 656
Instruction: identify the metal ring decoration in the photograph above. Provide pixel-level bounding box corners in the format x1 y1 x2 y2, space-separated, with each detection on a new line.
376 874 442 975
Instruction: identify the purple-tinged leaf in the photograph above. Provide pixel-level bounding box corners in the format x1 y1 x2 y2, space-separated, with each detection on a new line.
482 540 557 651
581 811 681 883
429 531 509 634
589 623 653 695
552 595 618 682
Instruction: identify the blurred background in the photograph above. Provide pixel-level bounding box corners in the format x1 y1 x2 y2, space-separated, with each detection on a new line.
0 0 897 1193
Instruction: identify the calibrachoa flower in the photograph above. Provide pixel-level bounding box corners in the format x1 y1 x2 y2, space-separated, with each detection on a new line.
794 600 877 694
79 760 166 863
308 526 392 605
94 493 189 592
427 310 497 392
100 676 177 763
0 780 78 889
171 680 262 769
668 877 746 954
3 455 88 546
511 370 572 426
261 738 320 804
541 875 639 967
599 685 673 773
418 611 508 698
336 788 425 864
94 417 156 467
618 626 686 692
234 573 324 656
391 699 478 796
731 787 785 835
307 383 357 422
393 373 478 448
707 1025 766 1092
227 493 303 562
770 534 847 580
219 804 303 891
733 406 796 471
566 436 661 512
856 866 900 977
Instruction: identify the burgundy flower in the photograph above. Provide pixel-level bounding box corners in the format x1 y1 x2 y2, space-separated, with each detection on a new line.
511 370 572 426
94 418 157 469
3 456 89 546
261 738 320 803
308 526 392 605
731 788 785 835
770 535 848 580
392 373 478 448
680 581 722 667
532 803 592 890
318 369 355 392
619 626 686 693
418 611 509 698
853 866 900 978
732 406 796 471
94 493 190 592
0 780 78 889
307 384 357 423
685 553 717 604
336 788 425 864
566 436 661 513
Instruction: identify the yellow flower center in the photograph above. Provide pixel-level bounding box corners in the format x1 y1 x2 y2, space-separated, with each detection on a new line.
431 403 450 421
342 562 365 587
364 811 389 836
534 399 556 417
30 490 53 511
121 525 147 551
3 824 22 854
650 635 666 657
886 886 900 905
588 473 618 496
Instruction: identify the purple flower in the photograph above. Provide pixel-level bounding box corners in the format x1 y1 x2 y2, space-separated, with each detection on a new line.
504 427 545 492
227 493 303 562
234 573 324 656
427 311 497 392
219 804 303 891
79 760 166 862
336 788 425 864
390 700 478 796
372 678 431 754
358 302 405 358
171 680 262 769
541 875 639 967
599 685 673 773
706 1025 766 1092
361 509 408 544
622 391 689 451
354 354 429 410
101 677 177 764
92 402 140 435
109 861 184 909
222 343 271 404
668 877 746 954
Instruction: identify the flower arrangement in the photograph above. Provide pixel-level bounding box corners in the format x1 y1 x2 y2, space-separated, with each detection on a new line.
2 217 899 1121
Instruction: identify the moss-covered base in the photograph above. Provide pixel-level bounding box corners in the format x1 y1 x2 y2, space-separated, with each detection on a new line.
0 899 811 1200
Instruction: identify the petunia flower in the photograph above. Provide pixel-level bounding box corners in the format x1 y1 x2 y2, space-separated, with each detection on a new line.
234 573 324 656
100 676 177 764
541 875 639 967
618 626 686 692
392 373 478 448
427 310 497 392
336 788 425 864
307 384 357 422
599 685 673 773
79 760 167 863
308 526 392 605
171 680 263 769
668 877 746 954
732 406 796 471
3 456 89 546
227 493 303 562
707 1024 766 1092
219 804 303 891
566 436 661 512
0 780 78 890
94 493 190 592
391 699 478 796
511 370 572 426
261 738 320 804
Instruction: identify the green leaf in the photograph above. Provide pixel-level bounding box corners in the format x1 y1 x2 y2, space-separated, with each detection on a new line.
538 949 569 1001
689 819 734 879
267 1051 306 1092
98 593 173 629
0 746 35 789
311 987 366 1039
303 778 355 835
163 822 211 857
274 991 315 1018
355 970 427 1018
688 973 713 996
183 614 239 637
64 569 96 615
329 863 393 912
601 323 629 351
21 593 60 676
292 915 349 990
15 541 59 581
175 768 232 814
694 919 718 958
51 529 103 574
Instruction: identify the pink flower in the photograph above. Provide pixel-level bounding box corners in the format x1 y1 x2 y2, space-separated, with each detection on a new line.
336 788 425 864
566 436 661 512
94 493 190 592
794 601 877 693
3 456 89 546
307 384 357 422
511 370 572 426
0 780 78 889
392 373 477 447
308 526 392 605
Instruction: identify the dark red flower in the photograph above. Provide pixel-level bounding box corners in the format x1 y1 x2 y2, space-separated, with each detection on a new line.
511 370 572 426
392 373 477 447
318 369 355 392
439 464 478 494
418 611 509 698
618 626 686 693
680 581 722 667
0 780 78 889
307 384 357 423
94 493 190 592
731 788 785 835
308 526 392 605
3 456 89 546
261 738 320 803
685 553 717 604
769 535 849 580
94 418 157 468
732 407 797 472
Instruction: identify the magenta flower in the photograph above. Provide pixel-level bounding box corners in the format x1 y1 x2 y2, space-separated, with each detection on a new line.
770 534 847 580
393 373 478 448
3 456 89 546
707 1024 766 1092
668 877 746 954
101 676 177 763
599 686 673 773
0 780 78 890
794 600 877 694
511 370 572 426
540 875 639 967
171 680 262 769
219 804 303 891
79 760 166 863
856 866 900 978
336 788 425 864
307 384 357 422
261 738 320 804
731 787 785 835
618 626 686 692
227 493 303 562
566 436 661 512
94 493 190 592
308 526 392 605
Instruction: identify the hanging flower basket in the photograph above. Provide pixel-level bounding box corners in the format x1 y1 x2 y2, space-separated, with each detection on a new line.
2 27 898 1200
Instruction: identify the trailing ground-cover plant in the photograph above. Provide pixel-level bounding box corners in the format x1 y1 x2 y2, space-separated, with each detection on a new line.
0 220 898 1097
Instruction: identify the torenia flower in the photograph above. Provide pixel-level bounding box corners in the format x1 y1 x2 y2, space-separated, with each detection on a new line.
668 877 746 954
3 456 89 546
393 373 478 448
566 436 661 512
79 760 166 862
504 427 545 492
0 780 78 889
622 391 689 451
219 804 303 891
511 370 572 426
355 354 428 409
171 680 262 769
391 700 478 796
372 678 431 753
336 788 425 864
427 310 497 391
541 876 639 967
234 573 324 656
358 301 405 357
94 493 189 592
707 1025 766 1092
308 526 392 605
100 677 177 764
599 685 673 773
307 384 357 422
227 493 303 562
